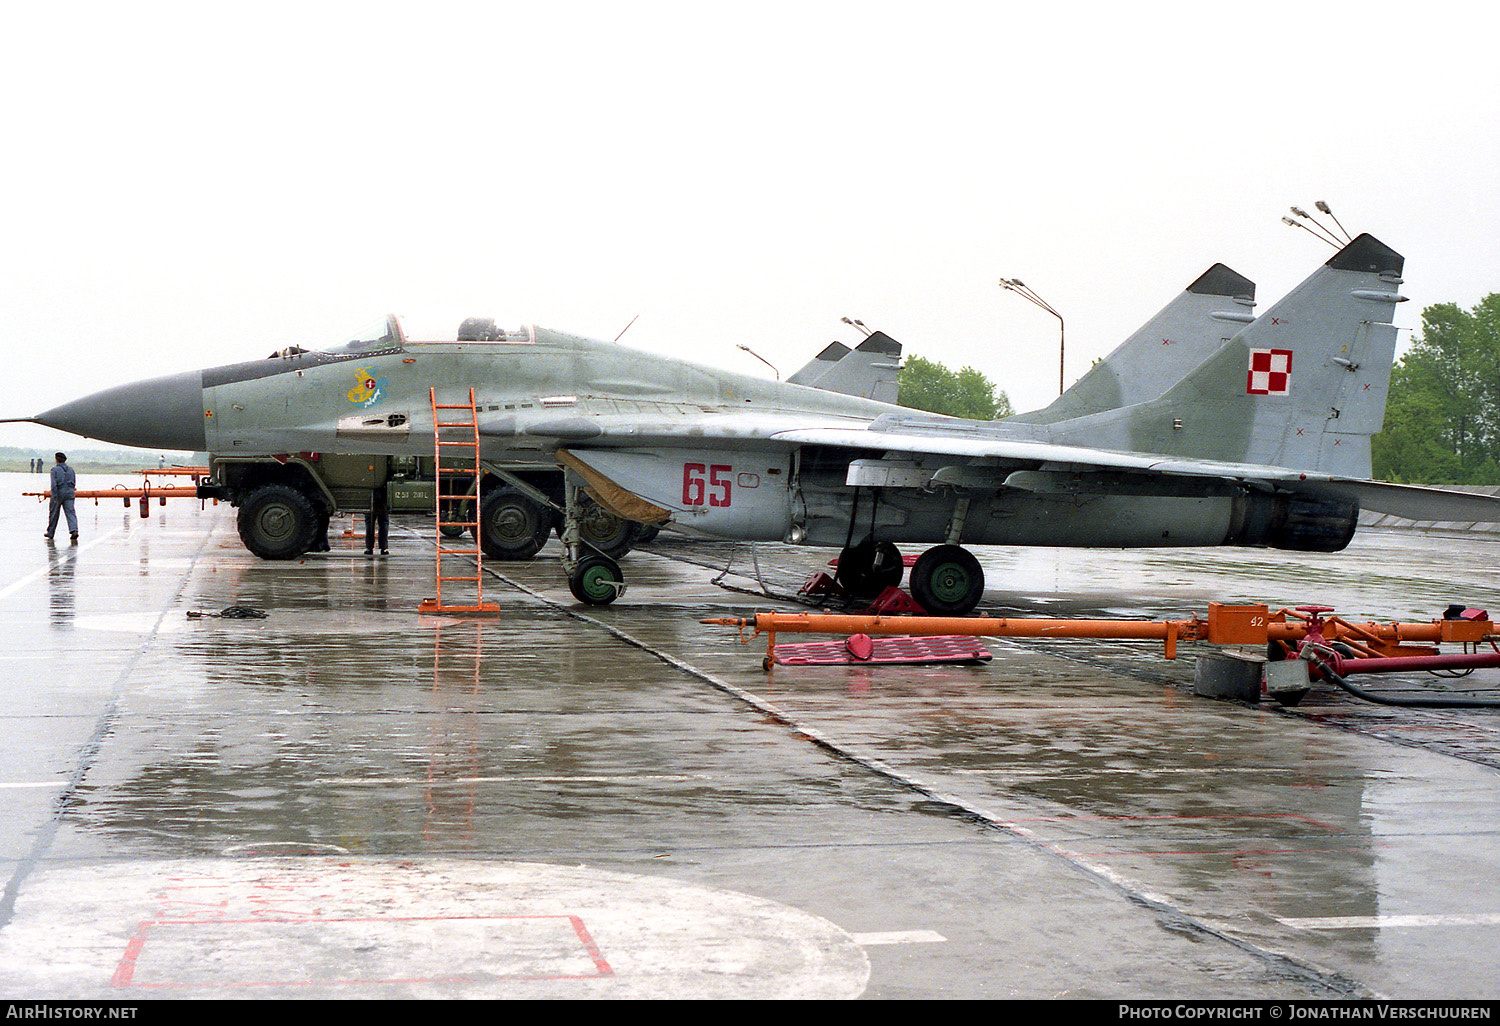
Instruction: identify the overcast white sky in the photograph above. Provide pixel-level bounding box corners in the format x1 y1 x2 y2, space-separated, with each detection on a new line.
1 1 1495 454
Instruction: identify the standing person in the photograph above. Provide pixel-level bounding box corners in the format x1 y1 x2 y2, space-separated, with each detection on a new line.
364 485 389 556
46 452 78 543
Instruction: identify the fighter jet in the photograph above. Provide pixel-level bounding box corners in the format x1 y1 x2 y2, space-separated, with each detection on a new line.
28 233 1498 613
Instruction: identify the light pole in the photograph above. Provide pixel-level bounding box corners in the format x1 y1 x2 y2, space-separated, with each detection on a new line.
737 344 780 380
999 278 1065 396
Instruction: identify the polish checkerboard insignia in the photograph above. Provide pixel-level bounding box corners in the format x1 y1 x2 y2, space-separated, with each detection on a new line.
1247 348 1293 395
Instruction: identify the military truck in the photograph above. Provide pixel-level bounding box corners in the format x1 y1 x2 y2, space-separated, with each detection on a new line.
198 453 642 561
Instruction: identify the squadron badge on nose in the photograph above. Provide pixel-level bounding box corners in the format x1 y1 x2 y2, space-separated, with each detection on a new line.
347 367 389 407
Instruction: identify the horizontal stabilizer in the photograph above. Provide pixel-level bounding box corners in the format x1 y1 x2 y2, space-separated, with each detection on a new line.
1324 480 1500 523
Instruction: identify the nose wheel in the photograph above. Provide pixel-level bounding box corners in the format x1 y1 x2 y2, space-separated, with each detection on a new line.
568 553 624 605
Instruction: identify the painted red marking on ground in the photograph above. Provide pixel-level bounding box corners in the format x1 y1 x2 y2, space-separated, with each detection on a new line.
111 914 613 989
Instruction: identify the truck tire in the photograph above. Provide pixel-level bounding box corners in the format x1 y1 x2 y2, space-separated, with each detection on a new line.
237 484 318 559
479 487 552 560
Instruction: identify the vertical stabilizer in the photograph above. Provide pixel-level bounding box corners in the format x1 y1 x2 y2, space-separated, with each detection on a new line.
799 331 903 404
787 342 851 385
1051 235 1406 477
1009 264 1256 424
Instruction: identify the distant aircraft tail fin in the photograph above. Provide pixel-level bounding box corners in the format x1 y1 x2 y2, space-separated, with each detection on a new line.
787 342 851 385
1009 264 1256 424
1052 234 1406 477
796 331 903 404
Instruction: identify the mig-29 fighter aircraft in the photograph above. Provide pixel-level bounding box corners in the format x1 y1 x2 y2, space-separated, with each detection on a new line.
21 249 1256 573
28 233 1493 613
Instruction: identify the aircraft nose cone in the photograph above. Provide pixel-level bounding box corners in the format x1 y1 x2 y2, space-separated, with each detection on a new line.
35 369 206 451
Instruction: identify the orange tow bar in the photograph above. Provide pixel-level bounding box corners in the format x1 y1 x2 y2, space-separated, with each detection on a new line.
701 602 1499 670
24 486 202 505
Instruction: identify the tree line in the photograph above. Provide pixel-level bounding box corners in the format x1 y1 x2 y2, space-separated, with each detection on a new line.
1372 294 1500 484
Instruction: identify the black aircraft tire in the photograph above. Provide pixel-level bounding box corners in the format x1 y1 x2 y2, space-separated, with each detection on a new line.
479 487 552 561
835 539 904 596
576 495 636 559
569 553 623 605
910 545 985 615
237 484 318 560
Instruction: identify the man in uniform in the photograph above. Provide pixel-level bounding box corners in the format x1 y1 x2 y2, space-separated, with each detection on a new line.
46 452 78 543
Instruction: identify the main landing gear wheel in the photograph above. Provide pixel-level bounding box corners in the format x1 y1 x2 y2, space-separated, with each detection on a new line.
910 545 985 615
237 484 317 560
573 494 637 559
568 553 624 605
835 539 904 596
479 487 552 560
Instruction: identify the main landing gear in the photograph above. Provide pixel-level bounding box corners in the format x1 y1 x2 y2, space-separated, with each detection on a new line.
836 540 986 616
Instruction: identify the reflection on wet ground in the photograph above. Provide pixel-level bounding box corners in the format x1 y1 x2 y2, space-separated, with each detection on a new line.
0 473 1498 999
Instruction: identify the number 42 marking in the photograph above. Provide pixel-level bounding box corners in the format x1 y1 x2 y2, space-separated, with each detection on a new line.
683 463 732 507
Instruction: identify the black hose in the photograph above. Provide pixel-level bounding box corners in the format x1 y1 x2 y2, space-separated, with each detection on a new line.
1302 648 1500 709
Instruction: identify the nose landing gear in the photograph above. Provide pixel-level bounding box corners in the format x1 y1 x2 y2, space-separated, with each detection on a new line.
561 479 629 606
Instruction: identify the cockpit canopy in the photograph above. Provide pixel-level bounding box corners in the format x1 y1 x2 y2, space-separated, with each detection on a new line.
305 314 530 356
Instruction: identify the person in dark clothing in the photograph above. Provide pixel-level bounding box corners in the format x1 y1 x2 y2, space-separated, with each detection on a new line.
365 486 389 555
46 452 78 543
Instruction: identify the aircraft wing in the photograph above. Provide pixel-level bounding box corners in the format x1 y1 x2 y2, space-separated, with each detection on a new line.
509 410 1500 525
773 425 1500 523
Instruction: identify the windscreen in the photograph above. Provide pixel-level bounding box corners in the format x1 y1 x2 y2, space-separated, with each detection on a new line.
319 314 406 354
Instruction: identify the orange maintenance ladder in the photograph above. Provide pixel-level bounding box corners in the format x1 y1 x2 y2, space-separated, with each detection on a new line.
418 388 499 615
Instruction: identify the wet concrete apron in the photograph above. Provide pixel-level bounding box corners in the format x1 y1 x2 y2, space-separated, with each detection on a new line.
1 476 1498 998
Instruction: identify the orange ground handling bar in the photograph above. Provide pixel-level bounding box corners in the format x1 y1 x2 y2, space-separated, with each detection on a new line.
702 603 1499 667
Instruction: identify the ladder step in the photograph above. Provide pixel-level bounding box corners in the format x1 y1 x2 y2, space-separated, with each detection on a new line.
429 387 490 612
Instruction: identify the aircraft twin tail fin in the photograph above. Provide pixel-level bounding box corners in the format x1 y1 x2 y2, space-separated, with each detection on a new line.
1008 263 1256 425
787 342 851 385
790 331 903 404
1051 234 1406 478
